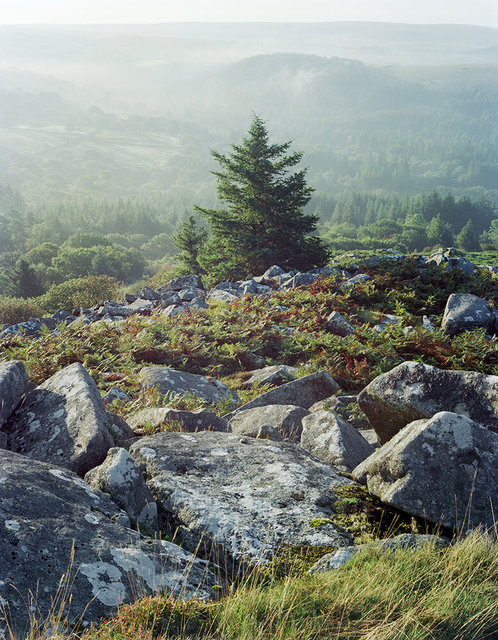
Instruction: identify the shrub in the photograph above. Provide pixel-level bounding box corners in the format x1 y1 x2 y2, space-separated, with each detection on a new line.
37 275 120 314
0 297 44 325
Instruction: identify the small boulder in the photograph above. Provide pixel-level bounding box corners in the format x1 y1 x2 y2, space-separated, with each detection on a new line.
85 447 158 528
441 293 494 335
229 404 309 441
300 410 374 472
159 275 205 291
4 363 114 476
243 365 298 388
352 412 498 532
326 311 355 337
358 361 498 443
102 387 132 407
126 407 230 434
0 360 30 427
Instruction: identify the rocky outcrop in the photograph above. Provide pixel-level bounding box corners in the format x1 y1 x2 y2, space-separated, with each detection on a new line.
139 367 240 409
358 361 498 443
3 363 114 476
126 407 230 434
226 370 340 418
85 447 158 528
229 404 309 441
441 293 495 335
352 412 498 531
0 360 29 426
300 410 375 472
130 431 353 563
0 450 219 637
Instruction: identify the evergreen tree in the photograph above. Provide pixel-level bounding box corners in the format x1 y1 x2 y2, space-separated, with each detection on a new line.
456 219 480 251
173 215 208 275
196 115 330 280
426 213 455 247
11 259 44 298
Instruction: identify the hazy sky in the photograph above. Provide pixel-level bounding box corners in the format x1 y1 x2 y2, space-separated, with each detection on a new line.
1 0 497 28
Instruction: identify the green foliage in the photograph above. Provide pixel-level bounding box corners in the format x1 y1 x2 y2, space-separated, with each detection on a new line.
37 275 120 314
197 114 330 280
426 213 455 247
456 219 481 251
0 298 44 325
173 215 208 275
10 259 45 298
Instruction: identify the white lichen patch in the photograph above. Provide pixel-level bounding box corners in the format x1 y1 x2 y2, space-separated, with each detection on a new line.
140 447 157 460
5 520 20 531
84 513 100 525
78 562 126 607
52 409 65 419
111 548 171 592
210 448 229 457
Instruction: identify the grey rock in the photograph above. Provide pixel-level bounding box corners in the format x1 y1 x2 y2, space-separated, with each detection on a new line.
102 387 132 407
428 250 475 275
159 275 205 292
188 297 209 310
178 288 204 302
139 286 160 301
52 309 77 324
0 450 218 636
422 315 437 332
300 410 375 472
0 360 29 427
326 311 355 337
139 367 239 409
262 265 285 278
105 411 135 444
308 534 450 574
358 360 498 443
243 365 298 388
4 363 114 476
353 412 498 532
226 371 340 418
126 407 230 434
441 293 494 336
280 272 316 289
0 317 57 339
207 289 240 302
0 431 7 449
129 431 353 563
161 304 186 318
160 292 182 307
85 447 158 528
373 314 403 332
124 293 137 303
98 301 135 317
229 405 310 441
339 273 372 290
125 299 155 313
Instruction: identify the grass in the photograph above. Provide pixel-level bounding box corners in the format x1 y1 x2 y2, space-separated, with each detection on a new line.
76 531 497 640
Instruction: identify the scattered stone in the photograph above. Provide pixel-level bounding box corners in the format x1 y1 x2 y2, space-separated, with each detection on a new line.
353 412 498 531
161 304 186 318
262 265 285 278
105 411 135 444
160 292 182 307
159 275 205 292
229 405 310 441
207 290 240 303
126 407 230 434
130 431 353 563
300 410 375 472
308 534 451 574
339 273 372 290
373 314 403 332
441 293 495 336
85 447 158 528
4 363 114 476
0 450 218 636
326 311 355 336
358 360 498 443
243 365 298 388
102 387 132 407
227 371 340 419
139 286 160 301
422 315 437 332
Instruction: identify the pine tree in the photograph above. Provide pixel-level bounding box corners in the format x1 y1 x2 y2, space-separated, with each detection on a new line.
426 213 455 247
173 215 208 275
196 115 330 281
456 219 480 251
11 259 44 298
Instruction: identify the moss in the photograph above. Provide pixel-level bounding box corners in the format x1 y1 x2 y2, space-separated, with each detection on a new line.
309 517 333 530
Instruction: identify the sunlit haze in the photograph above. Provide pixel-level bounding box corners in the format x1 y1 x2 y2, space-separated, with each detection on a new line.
1 0 497 27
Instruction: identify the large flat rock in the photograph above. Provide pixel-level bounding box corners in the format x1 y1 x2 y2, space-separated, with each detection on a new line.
0 450 218 637
358 361 498 443
352 412 498 532
4 363 114 476
441 293 494 335
229 404 309 441
129 432 353 563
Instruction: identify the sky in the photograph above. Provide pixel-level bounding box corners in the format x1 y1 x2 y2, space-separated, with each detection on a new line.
0 0 497 28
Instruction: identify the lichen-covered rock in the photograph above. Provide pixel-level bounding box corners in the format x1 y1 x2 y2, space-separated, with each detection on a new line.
339 273 372 290
126 407 230 434
159 275 205 291
358 361 498 443
441 293 494 335
0 360 29 427
139 367 240 409
4 363 114 476
226 371 339 418
0 450 218 637
300 410 375 472
85 447 158 528
229 404 309 441
129 431 353 563
326 311 355 336
243 365 298 388
308 534 450 574
102 387 132 407
352 412 498 532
